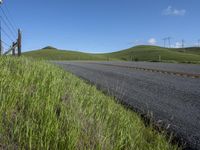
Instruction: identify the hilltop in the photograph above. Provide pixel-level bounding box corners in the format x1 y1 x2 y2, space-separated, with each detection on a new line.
42 46 58 50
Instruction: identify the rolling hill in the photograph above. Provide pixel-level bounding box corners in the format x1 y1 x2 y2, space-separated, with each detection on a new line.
174 47 200 55
23 45 200 63
104 46 200 62
23 47 108 61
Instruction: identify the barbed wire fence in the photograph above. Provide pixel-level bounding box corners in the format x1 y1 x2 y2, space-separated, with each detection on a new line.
0 0 21 56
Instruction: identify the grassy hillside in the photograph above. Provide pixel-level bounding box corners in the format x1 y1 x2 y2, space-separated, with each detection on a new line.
174 47 200 55
0 57 179 149
105 46 200 63
23 45 200 63
23 48 109 61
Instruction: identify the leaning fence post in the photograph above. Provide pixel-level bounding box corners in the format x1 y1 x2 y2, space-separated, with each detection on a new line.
12 42 15 56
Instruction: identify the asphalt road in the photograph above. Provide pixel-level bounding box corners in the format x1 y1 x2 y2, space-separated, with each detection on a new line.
53 61 200 150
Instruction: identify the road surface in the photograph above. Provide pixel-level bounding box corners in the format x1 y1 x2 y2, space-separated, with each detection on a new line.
53 61 200 150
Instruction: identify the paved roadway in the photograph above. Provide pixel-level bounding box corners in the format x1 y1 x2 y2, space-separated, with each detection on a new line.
53 61 200 150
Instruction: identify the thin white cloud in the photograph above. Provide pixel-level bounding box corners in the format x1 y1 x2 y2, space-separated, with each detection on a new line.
148 38 157 45
163 6 186 16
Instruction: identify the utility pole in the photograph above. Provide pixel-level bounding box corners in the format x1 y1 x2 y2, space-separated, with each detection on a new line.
163 37 172 48
181 39 185 48
167 37 172 48
163 38 167 48
181 39 186 52
17 29 22 56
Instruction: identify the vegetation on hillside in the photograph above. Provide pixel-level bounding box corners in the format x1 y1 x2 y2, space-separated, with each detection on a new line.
0 57 179 149
23 48 109 61
23 45 200 63
105 46 200 63
174 47 200 55
42 46 58 50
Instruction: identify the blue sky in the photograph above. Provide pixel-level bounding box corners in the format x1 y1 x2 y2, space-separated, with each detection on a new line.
1 0 200 53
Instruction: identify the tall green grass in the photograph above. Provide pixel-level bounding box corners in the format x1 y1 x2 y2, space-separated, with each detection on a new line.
0 57 179 149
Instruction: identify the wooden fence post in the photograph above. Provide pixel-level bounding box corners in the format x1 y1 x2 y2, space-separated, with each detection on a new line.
17 29 22 56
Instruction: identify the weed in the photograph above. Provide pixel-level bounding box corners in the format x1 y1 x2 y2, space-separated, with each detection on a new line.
0 57 179 149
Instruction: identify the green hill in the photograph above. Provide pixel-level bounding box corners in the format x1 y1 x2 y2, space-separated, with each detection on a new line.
103 45 200 63
23 45 200 63
174 47 200 55
23 48 108 61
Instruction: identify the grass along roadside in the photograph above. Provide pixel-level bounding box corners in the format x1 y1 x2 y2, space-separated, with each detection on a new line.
0 57 179 149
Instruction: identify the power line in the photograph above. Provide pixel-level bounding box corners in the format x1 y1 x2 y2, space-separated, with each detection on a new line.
1 43 10 53
163 37 172 48
0 16 16 39
0 6 17 35
1 39 11 47
0 1 22 56
1 27 15 42
4 4 18 30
